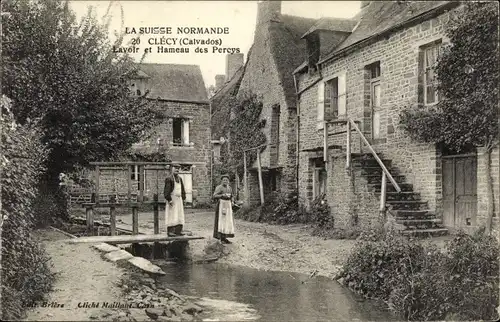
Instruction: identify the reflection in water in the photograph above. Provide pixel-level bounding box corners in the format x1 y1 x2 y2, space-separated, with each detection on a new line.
158 263 396 322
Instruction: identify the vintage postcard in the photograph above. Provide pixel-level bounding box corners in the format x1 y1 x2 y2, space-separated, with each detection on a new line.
1 0 499 321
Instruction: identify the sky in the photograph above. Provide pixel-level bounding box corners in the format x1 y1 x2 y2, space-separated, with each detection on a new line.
69 1 361 88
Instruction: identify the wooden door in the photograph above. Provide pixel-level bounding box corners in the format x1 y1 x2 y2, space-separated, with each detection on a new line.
442 155 477 229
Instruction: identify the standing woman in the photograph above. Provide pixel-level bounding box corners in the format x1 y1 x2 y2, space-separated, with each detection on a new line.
164 164 186 236
213 174 235 244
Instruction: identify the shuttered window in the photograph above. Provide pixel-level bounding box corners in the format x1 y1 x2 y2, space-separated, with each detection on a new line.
317 72 347 130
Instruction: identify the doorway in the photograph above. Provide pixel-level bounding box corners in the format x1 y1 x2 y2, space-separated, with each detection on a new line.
442 153 477 229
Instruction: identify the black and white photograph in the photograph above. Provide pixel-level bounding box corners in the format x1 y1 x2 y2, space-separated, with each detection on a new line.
0 0 499 321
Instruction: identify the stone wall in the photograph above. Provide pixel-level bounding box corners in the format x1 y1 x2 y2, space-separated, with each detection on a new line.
476 145 500 235
297 9 456 214
70 100 212 205
236 7 297 198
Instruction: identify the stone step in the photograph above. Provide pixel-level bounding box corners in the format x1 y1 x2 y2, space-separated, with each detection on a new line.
365 174 406 184
353 159 393 168
401 228 448 237
387 200 428 210
384 192 421 201
394 209 434 218
396 218 442 224
357 167 401 176
372 183 413 192
397 218 443 230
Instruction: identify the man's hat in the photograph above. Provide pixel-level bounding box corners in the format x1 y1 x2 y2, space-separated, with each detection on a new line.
220 173 230 180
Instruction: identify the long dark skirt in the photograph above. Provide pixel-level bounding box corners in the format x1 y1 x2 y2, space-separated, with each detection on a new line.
213 201 234 239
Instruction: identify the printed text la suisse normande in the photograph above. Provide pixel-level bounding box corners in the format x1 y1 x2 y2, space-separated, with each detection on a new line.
118 26 240 54
125 27 230 35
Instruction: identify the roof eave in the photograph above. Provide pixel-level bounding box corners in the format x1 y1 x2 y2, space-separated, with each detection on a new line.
318 1 460 65
148 97 210 105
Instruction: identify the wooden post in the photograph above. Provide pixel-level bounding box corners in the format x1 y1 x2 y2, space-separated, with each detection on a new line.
153 193 159 234
85 206 94 231
94 165 100 204
138 165 144 202
323 121 328 163
86 193 95 234
132 206 139 235
127 165 132 202
380 172 387 218
109 195 116 236
346 120 351 171
243 151 249 205
256 150 265 205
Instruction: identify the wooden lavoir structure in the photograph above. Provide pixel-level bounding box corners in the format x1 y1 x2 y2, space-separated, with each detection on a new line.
73 161 205 243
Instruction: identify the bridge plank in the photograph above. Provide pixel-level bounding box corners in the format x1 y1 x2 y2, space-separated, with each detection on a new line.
67 234 204 244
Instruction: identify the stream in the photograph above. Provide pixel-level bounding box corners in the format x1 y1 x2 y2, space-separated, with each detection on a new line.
157 262 397 321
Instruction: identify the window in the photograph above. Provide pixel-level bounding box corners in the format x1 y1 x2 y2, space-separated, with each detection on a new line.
172 118 191 146
421 41 442 105
312 158 327 199
317 72 347 129
368 62 382 139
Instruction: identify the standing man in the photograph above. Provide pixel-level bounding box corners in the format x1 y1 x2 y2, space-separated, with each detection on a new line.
164 164 186 236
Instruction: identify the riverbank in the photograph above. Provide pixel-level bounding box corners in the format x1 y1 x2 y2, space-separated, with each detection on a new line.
25 228 203 322
25 228 125 321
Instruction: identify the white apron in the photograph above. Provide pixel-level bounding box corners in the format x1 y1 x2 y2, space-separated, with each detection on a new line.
218 199 235 235
165 178 185 228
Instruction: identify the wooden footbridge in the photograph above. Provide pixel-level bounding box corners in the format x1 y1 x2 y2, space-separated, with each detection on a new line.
68 161 205 245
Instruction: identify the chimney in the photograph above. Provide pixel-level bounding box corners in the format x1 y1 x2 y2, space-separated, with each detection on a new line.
215 75 225 91
256 1 282 25
225 53 244 81
360 1 371 9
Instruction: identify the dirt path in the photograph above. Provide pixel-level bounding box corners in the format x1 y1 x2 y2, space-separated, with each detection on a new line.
25 229 125 321
109 209 357 279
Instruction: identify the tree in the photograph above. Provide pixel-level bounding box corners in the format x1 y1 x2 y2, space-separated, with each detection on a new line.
400 2 499 233
223 93 267 179
2 0 164 194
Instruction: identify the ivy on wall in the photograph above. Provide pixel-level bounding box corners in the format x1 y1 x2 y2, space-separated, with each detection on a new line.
220 93 267 178
399 2 499 234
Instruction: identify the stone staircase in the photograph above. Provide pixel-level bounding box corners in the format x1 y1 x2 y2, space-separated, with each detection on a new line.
352 153 448 237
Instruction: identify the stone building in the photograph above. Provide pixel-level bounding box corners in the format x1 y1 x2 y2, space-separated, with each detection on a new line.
211 1 334 204
294 1 499 235
71 63 212 206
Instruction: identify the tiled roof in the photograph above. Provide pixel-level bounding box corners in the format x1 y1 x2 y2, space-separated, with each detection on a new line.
269 14 318 108
320 1 454 62
132 63 208 103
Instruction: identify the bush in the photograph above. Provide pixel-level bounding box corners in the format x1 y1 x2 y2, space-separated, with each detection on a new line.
234 191 310 224
1 96 56 320
339 229 499 321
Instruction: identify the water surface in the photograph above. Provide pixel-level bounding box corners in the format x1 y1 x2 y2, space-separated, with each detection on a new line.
158 263 396 321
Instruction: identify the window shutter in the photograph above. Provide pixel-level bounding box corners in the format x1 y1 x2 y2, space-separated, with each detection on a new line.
317 81 325 129
183 120 190 145
338 72 347 116
312 168 318 199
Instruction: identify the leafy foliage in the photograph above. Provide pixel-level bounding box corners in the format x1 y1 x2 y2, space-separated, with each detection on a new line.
1 96 56 320
400 2 498 152
2 0 165 185
234 193 334 228
220 93 267 178
339 229 499 321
